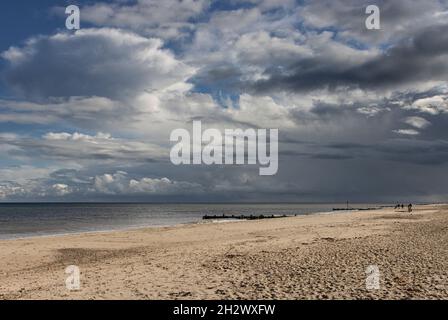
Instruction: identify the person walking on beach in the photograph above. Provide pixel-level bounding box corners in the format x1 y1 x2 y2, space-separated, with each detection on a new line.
408 203 413 213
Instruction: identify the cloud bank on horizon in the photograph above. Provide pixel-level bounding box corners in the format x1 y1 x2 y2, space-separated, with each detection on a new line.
1 0 448 202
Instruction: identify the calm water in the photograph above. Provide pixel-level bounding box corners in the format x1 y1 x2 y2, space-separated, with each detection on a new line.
0 203 385 239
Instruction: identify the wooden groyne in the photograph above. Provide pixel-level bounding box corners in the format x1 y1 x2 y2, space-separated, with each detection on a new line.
204 205 392 220
332 206 385 211
332 201 389 211
202 214 289 220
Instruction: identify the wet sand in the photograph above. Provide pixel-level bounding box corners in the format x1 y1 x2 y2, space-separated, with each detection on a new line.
0 204 447 299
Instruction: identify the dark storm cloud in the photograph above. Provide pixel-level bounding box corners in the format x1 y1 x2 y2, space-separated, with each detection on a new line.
376 139 448 165
301 0 447 44
253 24 448 93
323 137 448 166
282 138 448 166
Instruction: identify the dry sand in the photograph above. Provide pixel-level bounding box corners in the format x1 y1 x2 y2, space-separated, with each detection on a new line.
0 204 447 300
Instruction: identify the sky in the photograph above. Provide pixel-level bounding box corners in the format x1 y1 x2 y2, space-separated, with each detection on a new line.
1 0 448 203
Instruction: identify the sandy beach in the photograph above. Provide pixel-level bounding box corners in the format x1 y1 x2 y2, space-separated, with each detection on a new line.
0 204 447 300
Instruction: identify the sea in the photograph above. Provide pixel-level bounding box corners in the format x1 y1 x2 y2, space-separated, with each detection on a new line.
0 203 386 240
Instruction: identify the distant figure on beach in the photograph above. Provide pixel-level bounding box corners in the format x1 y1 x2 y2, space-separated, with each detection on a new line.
408 203 413 213
401 204 404 209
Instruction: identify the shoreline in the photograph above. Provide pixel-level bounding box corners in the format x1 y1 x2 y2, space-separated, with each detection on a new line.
0 221 201 242
0 204 446 299
0 201 406 242
0 208 346 242
0 204 386 242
